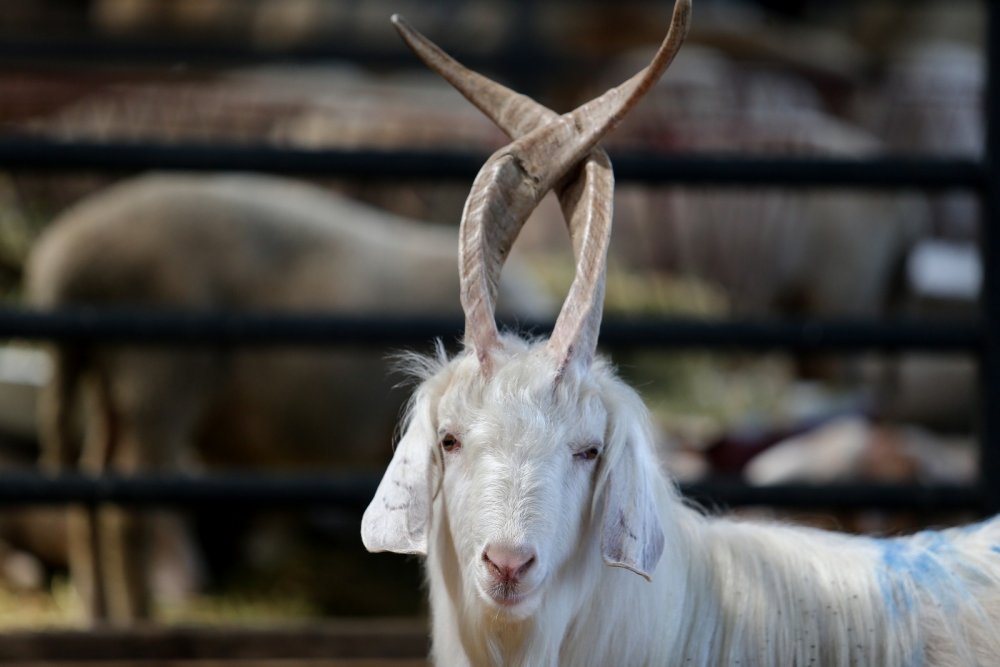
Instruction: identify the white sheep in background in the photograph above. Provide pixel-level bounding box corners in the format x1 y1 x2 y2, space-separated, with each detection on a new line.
363 2 1000 664
24 173 549 624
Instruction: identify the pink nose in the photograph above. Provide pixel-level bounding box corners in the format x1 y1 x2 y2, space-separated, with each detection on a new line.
482 544 536 583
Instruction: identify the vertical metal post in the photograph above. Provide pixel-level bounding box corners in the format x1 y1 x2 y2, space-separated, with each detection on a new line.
981 0 1000 515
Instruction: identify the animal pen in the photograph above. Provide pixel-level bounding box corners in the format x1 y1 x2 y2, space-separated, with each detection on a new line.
0 0 997 663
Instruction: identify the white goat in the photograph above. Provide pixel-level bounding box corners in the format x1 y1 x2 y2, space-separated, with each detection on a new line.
363 3 1000 664
24 173 548 624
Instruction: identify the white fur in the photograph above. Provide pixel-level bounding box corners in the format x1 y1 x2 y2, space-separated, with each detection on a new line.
363 334 1000 666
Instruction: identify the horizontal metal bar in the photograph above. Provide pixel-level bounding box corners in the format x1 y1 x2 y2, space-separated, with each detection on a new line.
0 308 465 348
0 622 430 662
0 308 981 352
0 3 640 70
682 479 986 512
0 472 381 511
0 36 475 68
613 154 986 190
0 137 486 180
598 317 981 352
0 36 576 85
0 137 985 189
0 473 984 512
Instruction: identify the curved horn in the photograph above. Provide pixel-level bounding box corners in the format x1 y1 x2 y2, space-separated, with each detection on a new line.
394 13 605 287
392 14 563 370
394 0 690 374
391 14 555 138
393 15 612 356
394 15 567 373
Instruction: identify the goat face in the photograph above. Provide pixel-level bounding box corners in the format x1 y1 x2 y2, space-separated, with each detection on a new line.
435 347 608 615
363 338 666 619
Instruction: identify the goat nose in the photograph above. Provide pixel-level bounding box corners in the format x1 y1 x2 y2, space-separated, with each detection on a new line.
482 544 536 582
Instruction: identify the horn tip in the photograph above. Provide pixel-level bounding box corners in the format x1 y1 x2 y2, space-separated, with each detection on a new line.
676 0 693 28
391 13 417 40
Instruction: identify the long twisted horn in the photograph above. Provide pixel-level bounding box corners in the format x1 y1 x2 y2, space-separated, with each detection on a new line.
392 14 604 264
395 0 690 375
391 14 557 139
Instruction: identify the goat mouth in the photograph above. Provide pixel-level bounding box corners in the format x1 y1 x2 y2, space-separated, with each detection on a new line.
480 580 538 611
489 586 522 607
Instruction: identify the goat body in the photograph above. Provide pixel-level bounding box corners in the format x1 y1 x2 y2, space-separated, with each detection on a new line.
363 4 1000 665
381 341 1000 666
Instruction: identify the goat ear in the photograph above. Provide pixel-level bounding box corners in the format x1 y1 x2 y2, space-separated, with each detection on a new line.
361 388 435 555
600 392 665 581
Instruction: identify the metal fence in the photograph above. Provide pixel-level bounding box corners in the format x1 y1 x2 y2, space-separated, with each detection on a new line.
0 0 996 517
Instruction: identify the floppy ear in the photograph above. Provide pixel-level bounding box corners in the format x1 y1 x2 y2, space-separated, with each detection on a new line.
361 386 436 555
599 389 665 581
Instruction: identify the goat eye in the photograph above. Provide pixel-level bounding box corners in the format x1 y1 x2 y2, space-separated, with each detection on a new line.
440 433 461 453
574 446 601 462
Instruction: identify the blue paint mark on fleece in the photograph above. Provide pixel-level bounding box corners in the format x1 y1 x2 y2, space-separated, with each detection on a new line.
875 528 972 623
992 545 1000 556
876 540 917 619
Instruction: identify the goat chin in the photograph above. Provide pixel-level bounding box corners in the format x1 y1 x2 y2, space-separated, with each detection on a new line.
380 339 1000 667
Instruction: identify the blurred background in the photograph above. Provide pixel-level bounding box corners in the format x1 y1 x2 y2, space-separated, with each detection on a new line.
0 0 988 646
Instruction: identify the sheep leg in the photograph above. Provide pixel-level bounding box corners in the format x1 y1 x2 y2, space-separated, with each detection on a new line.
98 349 215 624
69 367 117 623
98 505 149 623
99 510 205 621
99 431 189 624
34 346 106 620
37 347 85 473
67 506 106 621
